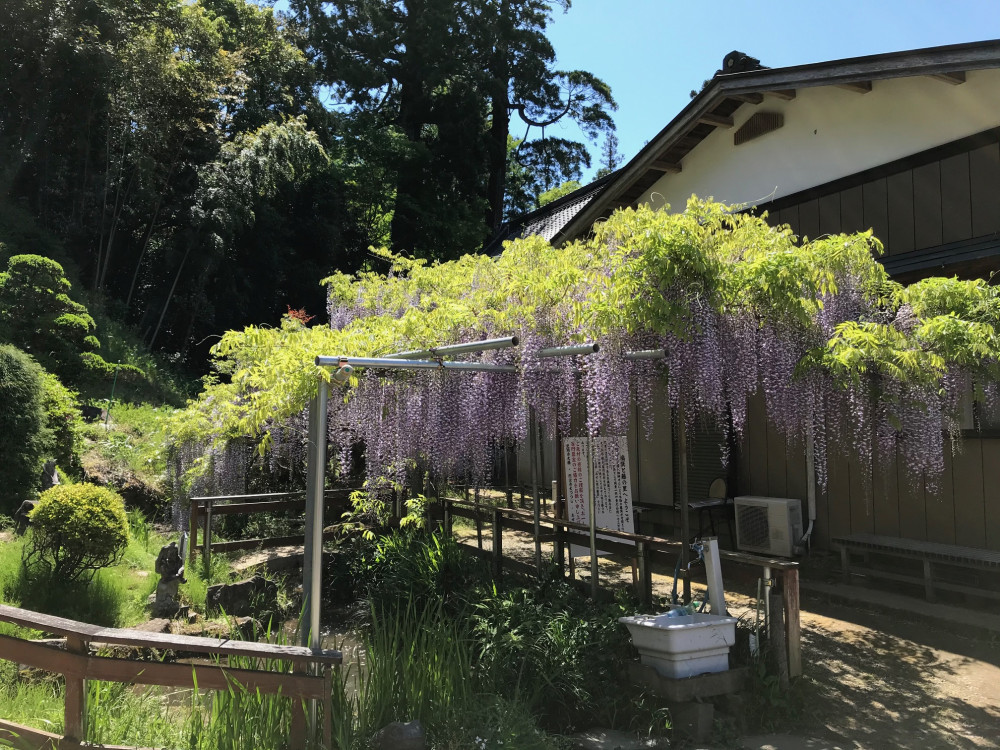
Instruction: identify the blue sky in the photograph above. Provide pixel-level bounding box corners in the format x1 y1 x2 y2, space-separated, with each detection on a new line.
544 0 1000 177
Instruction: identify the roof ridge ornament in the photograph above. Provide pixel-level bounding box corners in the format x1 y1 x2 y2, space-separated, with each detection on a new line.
717 51 768 77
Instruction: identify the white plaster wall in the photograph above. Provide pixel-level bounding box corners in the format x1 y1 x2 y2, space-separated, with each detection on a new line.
640 69 1000 211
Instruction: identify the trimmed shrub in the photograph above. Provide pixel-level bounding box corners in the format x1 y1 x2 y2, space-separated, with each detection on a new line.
0 344 50 513
26 484 129 582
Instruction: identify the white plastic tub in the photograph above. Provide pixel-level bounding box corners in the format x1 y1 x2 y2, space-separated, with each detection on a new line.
618 612 738 679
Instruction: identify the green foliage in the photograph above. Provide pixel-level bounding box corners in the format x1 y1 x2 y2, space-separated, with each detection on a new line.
0 533 157 627
38 369 84 477
0 345 49 514
332 600 563 750
0 255 98 377
25 484 130 582
356 530 490 613
80 402 173 501
471 583 641 732
537 180 583 207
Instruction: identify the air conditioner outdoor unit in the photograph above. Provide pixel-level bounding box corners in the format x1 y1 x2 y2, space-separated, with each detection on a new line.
734 496 804 557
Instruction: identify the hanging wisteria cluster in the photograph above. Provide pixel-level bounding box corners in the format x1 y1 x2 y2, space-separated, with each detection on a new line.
166 199 1000 507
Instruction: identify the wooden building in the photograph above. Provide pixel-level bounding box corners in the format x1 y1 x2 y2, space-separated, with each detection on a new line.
499 41 1000 554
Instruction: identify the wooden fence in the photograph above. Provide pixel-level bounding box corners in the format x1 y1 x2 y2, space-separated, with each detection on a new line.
0 603 341 750
441 497 802 680
188 490 354 571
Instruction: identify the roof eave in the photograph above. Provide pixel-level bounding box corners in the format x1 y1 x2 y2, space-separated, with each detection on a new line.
556 39 1000 245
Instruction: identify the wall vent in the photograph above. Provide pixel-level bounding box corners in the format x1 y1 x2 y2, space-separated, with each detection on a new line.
734 112 784 146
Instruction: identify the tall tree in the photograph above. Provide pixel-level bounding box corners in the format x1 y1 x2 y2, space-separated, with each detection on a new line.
291 0 616 254
477 0 616 234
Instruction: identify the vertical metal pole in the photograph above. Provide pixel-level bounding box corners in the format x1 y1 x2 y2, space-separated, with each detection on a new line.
589 437 599 600
703 537 726 615
530 407 542 572
104 363 120 426
763 565 773 633
301 377 329 650
677 400 691 602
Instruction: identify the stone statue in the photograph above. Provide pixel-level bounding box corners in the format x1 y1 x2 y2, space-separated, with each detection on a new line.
152 541 187 617
39 460 59 491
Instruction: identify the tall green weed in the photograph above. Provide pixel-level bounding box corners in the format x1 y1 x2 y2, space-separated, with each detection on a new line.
331 601 560 750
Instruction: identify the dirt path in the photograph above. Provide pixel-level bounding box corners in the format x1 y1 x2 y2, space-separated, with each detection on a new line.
454 523 1000 749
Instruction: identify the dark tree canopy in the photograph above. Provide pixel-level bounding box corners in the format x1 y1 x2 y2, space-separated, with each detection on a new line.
0 0 615 365
292 0 617 255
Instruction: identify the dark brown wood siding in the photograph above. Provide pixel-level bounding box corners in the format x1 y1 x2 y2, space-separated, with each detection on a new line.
750 131 1000 552
736 399 1000 552
763 129 1000 264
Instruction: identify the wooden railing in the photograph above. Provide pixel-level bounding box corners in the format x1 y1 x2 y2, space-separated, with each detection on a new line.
188 490 354 570
441 497 802 681
0 603 341 750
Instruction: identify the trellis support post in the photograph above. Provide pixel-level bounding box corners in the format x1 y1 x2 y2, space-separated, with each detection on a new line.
677 399 691 603
302 375 329 652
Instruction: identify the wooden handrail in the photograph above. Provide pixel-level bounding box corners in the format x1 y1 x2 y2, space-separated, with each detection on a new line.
0 604 340 750
444 497 799 570
189 488 352 503
188 490 358 570
0 605 340 665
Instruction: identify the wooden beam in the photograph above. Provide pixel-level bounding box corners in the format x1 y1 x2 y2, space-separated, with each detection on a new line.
0 719 146 750
836 80 872 94
931 70 966 85
782 567 802 679
729 92 764 104
648 159 682 174
767 89 797 100
697 113 734 128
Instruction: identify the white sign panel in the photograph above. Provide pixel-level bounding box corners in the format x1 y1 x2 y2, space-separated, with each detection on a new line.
563 436 634 557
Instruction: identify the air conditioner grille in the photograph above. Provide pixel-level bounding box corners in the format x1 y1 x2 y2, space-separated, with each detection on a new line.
737 505 770 549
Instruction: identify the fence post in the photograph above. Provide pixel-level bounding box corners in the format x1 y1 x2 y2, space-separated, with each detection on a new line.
637 541 652 611
475 487 483 550
782 568 802 679
189 498 199 570
443 498 453 536
492 508 503 580
64 636 87 742
289 694 307 750
322 666 334 750
203 498 213 579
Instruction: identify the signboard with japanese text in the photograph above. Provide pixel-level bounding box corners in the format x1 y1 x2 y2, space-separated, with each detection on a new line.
563 436 634 557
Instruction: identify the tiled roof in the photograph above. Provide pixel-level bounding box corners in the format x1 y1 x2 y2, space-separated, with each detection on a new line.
483 171 619 255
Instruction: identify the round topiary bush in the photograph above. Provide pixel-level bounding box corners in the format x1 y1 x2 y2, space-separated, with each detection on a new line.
25 484 129 582
0 344 50 514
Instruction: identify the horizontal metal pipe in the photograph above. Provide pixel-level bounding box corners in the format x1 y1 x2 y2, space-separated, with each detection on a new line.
624 348 667 360
537 343 599 358
315 355 516 373
385 335 519 360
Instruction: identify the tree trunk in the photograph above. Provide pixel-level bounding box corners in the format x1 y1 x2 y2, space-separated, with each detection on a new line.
388 0 429 255
484 1 513 239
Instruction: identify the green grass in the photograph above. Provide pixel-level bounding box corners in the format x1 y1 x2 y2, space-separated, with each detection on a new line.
1 537 156 628
80 402 175 496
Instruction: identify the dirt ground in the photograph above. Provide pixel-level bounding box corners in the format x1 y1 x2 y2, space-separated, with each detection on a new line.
453 521 1000 750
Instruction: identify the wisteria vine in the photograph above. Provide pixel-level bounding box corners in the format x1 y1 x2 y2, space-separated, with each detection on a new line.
167 199 1000 513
